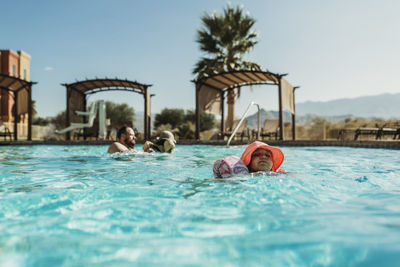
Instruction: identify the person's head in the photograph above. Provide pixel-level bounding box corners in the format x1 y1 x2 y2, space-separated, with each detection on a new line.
247 148 273 172
155 130 176 153
117 126 136 149
240 141 284 173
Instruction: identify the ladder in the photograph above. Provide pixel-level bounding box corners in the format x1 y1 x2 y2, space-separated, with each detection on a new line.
227 101 260 147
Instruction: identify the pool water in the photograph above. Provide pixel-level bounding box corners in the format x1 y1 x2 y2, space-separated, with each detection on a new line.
1 145 400 266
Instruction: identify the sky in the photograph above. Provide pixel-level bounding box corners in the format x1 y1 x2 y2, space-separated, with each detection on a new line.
1 0 400 118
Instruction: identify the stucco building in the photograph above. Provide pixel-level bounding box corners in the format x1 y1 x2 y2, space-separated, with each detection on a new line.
0 49 31 123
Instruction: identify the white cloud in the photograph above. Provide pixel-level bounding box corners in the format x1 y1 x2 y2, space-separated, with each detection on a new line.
44 66 54 71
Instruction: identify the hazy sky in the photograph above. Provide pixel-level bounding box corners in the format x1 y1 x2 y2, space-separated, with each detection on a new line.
1 0 399 118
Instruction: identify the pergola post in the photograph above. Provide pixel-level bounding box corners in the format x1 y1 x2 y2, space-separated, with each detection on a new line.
0 74 36 141
195 84 200 140
291 113 296 140
144 88 151 140
83 96 87 123
148 94 154 140
292 86 299 140
28 87 32 141
13 91 18 140
66 87 70 140
278 77 284 140
148 92 151 139
144 89 147 140
220 91 224 138
82 96 87 140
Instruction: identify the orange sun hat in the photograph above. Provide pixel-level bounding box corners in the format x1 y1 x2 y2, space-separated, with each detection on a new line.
240 141 284 172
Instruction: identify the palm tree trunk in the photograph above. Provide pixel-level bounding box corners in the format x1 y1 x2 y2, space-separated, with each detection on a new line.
226 89 235 131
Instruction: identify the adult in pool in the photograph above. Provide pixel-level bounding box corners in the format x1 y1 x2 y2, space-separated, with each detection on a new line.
107 126 136 153
142 130 176 153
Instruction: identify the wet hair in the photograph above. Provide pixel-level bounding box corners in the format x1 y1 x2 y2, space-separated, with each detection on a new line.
117 126 129 139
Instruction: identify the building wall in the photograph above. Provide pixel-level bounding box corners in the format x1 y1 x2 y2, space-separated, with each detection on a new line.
0 51 1 116
17 51 31 124
18 50 31 81
0 50 20 77
0 50 30 122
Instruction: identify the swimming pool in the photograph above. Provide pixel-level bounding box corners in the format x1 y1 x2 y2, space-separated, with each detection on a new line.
1 144 400 266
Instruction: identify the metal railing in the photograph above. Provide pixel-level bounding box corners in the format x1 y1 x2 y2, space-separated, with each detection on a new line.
227 101 260 147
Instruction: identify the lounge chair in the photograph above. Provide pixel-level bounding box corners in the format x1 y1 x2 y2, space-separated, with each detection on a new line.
354 124 381 140
223 119 249 141
259 119 279 140
56 102 98 134
376 122 400 140
0 121 13 140
337 128 357 141
354 122 400 140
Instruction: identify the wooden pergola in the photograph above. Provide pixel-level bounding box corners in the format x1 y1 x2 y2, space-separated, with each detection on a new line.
0 73 37 140
62 78 153 140
193 70 298 140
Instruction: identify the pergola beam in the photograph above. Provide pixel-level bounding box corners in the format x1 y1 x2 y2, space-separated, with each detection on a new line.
62 78 153 141
193 70 296 141
0 73 36 141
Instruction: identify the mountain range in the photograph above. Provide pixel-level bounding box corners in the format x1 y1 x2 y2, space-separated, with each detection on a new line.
134 93 400 130
296 93 400 118
245 93 400 128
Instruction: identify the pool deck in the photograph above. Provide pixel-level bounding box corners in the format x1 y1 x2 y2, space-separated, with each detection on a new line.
1 139 400 149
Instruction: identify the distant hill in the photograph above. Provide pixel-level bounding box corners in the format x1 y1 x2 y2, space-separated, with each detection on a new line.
296 93 400 118
244 109 353 128
134 93 400 130
244 92 400 127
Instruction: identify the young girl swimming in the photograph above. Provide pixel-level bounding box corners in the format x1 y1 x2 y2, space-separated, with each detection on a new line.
240 141 285 173
213 141 285 178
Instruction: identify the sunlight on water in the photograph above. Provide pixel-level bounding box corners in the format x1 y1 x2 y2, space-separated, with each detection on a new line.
1 144 400 266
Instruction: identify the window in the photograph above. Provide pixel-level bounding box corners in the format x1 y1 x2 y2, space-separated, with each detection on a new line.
24 69 27 80
12 65 16 76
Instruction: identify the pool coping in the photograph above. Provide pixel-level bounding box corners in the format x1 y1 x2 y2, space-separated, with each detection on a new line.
1 140 400 149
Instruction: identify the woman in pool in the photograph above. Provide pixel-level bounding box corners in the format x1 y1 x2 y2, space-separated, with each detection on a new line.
213 141 285 178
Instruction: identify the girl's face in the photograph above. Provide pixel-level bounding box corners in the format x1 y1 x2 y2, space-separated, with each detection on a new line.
249 148 273 172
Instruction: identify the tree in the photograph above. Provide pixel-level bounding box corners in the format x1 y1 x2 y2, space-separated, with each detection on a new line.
50 110 67 129
193 5 261 79
185 110 216 131
193 5 261 130
33 117 50 126
32 100 38 118
105 101 135 129
154 108 185 129
153 109 216 139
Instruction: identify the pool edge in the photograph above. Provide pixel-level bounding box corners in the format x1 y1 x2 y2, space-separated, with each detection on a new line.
1 139 400 149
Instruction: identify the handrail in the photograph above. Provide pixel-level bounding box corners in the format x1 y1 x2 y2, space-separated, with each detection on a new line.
227 101 260 147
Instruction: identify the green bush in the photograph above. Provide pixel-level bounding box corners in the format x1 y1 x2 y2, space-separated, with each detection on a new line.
154 108 185 129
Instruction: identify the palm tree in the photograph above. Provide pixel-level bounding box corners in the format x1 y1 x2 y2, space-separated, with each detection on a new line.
193 5 261 130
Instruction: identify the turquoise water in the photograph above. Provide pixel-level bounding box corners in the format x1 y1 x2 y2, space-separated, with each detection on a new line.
1 145 400 266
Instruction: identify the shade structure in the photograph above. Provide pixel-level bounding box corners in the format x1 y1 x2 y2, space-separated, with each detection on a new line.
62 78 153 140
0 73 37 140
193 70 297 140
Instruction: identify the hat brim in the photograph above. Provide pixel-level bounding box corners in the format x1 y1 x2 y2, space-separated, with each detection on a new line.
240 141 284 172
